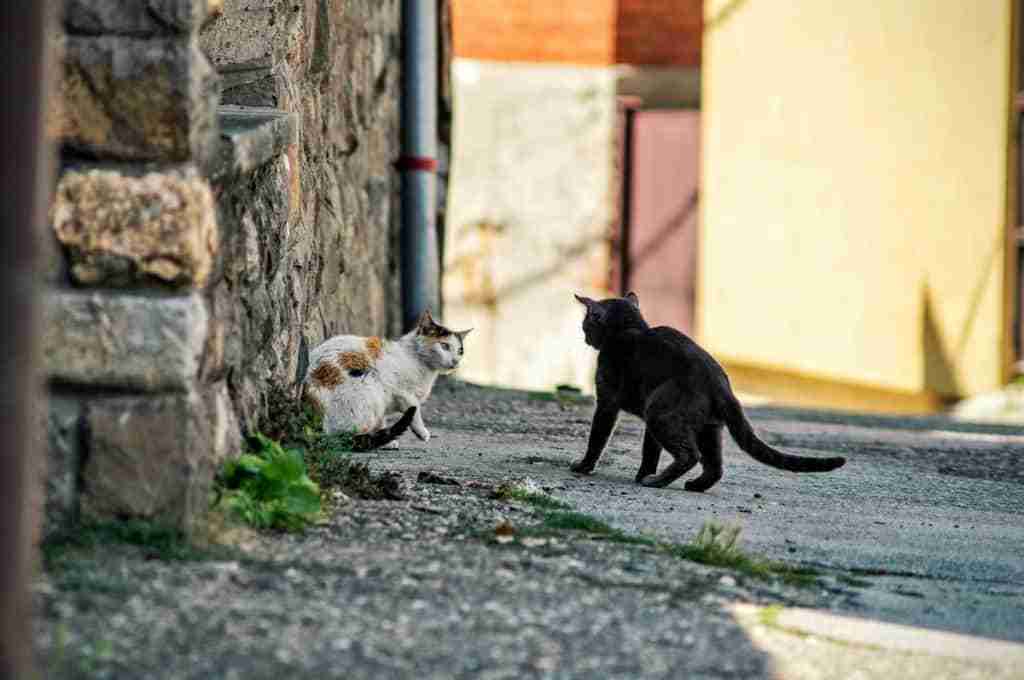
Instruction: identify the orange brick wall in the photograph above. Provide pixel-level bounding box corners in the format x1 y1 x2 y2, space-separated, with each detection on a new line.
616 0 702 66
452 0 701 66
452 1 617 65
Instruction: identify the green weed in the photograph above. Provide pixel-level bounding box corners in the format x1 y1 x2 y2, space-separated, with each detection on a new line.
663 522 820 586
495 480 572 510
216 433 321 531
488 509 818 586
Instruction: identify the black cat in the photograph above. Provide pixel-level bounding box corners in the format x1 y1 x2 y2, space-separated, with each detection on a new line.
570 292 845 491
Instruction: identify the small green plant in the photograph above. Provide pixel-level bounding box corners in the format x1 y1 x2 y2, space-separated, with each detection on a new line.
694 522 743 559
495 479 571 510
217 434 321 531
664 522 819 586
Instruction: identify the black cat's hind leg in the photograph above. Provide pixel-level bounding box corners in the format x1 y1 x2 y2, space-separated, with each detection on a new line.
639 421 699 489
635 428 663 483
685 425 724 492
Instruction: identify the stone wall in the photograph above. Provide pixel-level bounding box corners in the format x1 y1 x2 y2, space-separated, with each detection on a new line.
41 0 409 535
44 0 236 535
201 0 404 428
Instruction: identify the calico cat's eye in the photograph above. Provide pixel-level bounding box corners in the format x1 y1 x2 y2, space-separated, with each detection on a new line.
441 342 452 351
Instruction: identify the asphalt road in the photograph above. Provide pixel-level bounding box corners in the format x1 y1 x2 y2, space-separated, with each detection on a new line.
34 379 1024 678
420 380 1024 645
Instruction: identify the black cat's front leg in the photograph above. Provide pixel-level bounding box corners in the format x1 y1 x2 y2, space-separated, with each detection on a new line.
635 429 662 483
570 405 619 474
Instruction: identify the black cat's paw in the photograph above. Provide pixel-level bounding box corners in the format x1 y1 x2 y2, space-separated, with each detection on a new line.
683 479 711 493
570 459 595 475
634 470 655 484
640 474 669 488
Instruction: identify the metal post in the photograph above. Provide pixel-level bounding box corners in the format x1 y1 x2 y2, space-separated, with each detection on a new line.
400 0 440 331
0 0 52 676
617 98 642 295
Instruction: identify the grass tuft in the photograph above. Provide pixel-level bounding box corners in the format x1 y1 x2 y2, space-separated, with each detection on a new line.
41 519 226 571
661 522 820 586
487 509 820 587
495 479 572 510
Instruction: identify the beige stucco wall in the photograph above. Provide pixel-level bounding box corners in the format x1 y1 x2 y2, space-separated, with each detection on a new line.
443 60 620 392
700 0 1014 402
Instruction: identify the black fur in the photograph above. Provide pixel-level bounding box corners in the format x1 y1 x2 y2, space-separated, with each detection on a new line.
570 293 845 491
352 407 417 451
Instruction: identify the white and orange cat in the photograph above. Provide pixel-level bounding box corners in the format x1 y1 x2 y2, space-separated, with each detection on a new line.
303 311 471 447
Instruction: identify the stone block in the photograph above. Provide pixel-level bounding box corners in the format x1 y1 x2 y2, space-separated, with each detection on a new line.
48 36 220 162
44 291 209 391
43 396 84 533
81 383 239 532
64 0 224 37
208 105 298 182
52 166 218 287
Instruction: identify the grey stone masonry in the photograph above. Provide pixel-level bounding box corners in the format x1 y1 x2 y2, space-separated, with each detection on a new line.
63 0 224 37
49 35 220 162
42 397 84 534
81 383 239 531
43 291 209 392
52 165 219 288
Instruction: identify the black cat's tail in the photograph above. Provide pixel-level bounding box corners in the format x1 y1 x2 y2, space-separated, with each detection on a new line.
721 397 845 472
351 407 417 452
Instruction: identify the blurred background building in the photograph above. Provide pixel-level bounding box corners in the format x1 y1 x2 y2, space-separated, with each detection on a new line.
444 0 703 392
444 0 1023 415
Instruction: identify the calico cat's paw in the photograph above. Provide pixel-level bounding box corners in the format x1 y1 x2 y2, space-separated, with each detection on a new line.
569 459 595 474
412 424 431 442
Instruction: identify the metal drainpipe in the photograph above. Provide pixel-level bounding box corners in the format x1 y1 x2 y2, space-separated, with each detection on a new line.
399 0 439 331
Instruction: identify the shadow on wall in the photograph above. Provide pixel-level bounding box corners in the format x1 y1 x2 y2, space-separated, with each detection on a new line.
922 222 1004 399
447 220 605 309
922 286 962 398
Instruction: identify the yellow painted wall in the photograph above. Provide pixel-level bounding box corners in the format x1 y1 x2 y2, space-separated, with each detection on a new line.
700 0 1014 404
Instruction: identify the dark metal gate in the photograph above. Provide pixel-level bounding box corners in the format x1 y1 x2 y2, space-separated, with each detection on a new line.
615 106 701 335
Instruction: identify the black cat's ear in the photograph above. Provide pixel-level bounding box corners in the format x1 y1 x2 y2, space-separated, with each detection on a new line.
625 291 640 308
574 293 595 308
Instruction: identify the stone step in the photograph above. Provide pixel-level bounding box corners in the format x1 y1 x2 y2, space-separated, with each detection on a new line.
208 105 298 182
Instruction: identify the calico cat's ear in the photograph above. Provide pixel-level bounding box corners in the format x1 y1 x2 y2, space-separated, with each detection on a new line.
625 291 640 308
417 310 438 333
454 328 474 340
574 293 595 308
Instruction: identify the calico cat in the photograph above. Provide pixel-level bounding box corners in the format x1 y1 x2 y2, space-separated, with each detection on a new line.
303 311 471 449
570 292 845 491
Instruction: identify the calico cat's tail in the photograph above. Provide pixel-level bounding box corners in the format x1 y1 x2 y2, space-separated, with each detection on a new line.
351 407 417 452
721 397 846 472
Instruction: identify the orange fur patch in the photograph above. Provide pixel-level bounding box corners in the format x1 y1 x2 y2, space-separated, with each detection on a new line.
365 336 383 359
338 351 372 373
310 362 344 389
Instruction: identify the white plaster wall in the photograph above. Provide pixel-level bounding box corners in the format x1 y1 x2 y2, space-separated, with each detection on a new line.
443 59 619 393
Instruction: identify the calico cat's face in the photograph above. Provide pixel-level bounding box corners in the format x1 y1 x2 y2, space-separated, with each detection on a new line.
415 311 472 373
574 292 642 349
